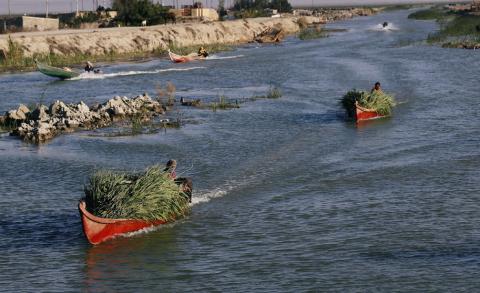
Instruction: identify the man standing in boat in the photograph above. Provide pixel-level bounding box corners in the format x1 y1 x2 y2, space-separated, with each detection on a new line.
371 82 383 94
198 47 209 58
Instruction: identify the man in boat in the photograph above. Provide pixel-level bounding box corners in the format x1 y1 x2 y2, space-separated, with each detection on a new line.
355 82 383 112
198 46 209 58
382 22 388 28
84 61 94 73
371 82 383 94
164 159 193 202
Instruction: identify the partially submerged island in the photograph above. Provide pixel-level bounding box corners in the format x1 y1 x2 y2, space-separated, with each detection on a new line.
409 3 480 49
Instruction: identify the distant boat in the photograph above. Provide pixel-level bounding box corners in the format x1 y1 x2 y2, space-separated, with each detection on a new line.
35 60 80 79
168 50 206 63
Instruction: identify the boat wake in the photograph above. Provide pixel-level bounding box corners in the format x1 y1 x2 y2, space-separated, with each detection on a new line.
71 66 205 80
207 54 244 60
372 23 398 31
191 187 229 205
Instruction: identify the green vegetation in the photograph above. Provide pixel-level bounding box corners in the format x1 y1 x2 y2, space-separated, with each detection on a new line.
0 37 164 72
298 27 327 40
112 0 174 26
408 7 480 48
233 0 292 18
341 90 396 117
84 165 189 221
428 14 480 44
408 8 448 20
382 4 418 12
208 95 240 111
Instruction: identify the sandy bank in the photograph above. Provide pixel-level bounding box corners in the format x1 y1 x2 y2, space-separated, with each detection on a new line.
0 8 376 58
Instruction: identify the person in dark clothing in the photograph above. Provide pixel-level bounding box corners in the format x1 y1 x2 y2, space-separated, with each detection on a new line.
371 82 383 94
84 61 94 72
198 46 209 58
164 159 193 202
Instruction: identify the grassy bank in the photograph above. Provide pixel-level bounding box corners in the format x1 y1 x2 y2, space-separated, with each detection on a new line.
0 38 234 73
409 7 480 48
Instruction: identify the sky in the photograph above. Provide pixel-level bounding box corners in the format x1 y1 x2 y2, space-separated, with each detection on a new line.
0 0 467 15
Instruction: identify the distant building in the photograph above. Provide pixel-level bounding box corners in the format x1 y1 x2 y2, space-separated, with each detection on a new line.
22 16 59 31
191 8 219 21
472 0 480 11
169 6 219 21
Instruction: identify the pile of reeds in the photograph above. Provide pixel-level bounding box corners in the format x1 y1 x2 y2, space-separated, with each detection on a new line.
84 165 190 221
341 90 395 117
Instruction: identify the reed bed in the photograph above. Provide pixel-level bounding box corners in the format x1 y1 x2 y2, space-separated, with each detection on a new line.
341 90 396 116
84 165 190 221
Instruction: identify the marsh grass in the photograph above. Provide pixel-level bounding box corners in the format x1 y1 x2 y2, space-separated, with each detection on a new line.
0 37 160 72
156 82 176 107
250 86 283 100
298 27 328 40
408 8 480 46
427 14 480 43
408 8 448 20
208 95 240 111
84 165 190 221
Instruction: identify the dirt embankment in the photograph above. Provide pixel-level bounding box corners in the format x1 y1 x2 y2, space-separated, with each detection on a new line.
0 8 376 58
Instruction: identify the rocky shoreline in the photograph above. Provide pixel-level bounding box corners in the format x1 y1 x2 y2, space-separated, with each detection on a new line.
0 8 377 62
0 94 166 143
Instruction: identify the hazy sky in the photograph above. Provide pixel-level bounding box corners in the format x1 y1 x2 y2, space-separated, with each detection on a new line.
0 0 466 15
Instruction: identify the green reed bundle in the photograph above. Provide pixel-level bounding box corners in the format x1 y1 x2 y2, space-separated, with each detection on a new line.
341 90 396 117
84 165 189 221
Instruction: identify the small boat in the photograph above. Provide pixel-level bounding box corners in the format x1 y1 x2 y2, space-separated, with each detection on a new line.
355 104 386 122
35 60 80 79
168 50 206 63
78 201 167 245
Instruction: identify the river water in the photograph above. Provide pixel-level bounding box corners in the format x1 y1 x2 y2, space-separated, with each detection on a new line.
1 9 479 292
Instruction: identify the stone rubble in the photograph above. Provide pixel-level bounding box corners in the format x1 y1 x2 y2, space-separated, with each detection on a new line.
1 94 165 143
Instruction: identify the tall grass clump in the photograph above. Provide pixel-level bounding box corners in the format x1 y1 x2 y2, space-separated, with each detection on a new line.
341 90 396 117
84 165 190 221
266 86 282 99
209 95 240 111
298 27 327 40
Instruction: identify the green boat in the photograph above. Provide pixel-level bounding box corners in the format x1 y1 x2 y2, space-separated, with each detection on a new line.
35 60 80 79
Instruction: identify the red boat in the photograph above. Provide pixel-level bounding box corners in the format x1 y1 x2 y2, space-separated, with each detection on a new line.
168 50 206 63
355 103 386 122
78 201 167 245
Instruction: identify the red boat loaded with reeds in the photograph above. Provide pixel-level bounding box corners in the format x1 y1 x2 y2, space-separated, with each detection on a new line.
355 103 385 122
78 201 167 245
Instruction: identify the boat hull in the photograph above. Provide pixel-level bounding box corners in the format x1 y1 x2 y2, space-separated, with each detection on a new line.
36 61 80 79
355 105 386 122
168 50 205 63
78 201 166 245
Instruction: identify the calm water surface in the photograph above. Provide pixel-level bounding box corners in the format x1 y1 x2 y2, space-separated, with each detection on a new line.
1 9 479 292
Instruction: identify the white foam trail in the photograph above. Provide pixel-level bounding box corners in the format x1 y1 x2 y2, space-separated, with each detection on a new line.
70 66 204 80
191 188 228 205
207 54 244 60
372 23 397 31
